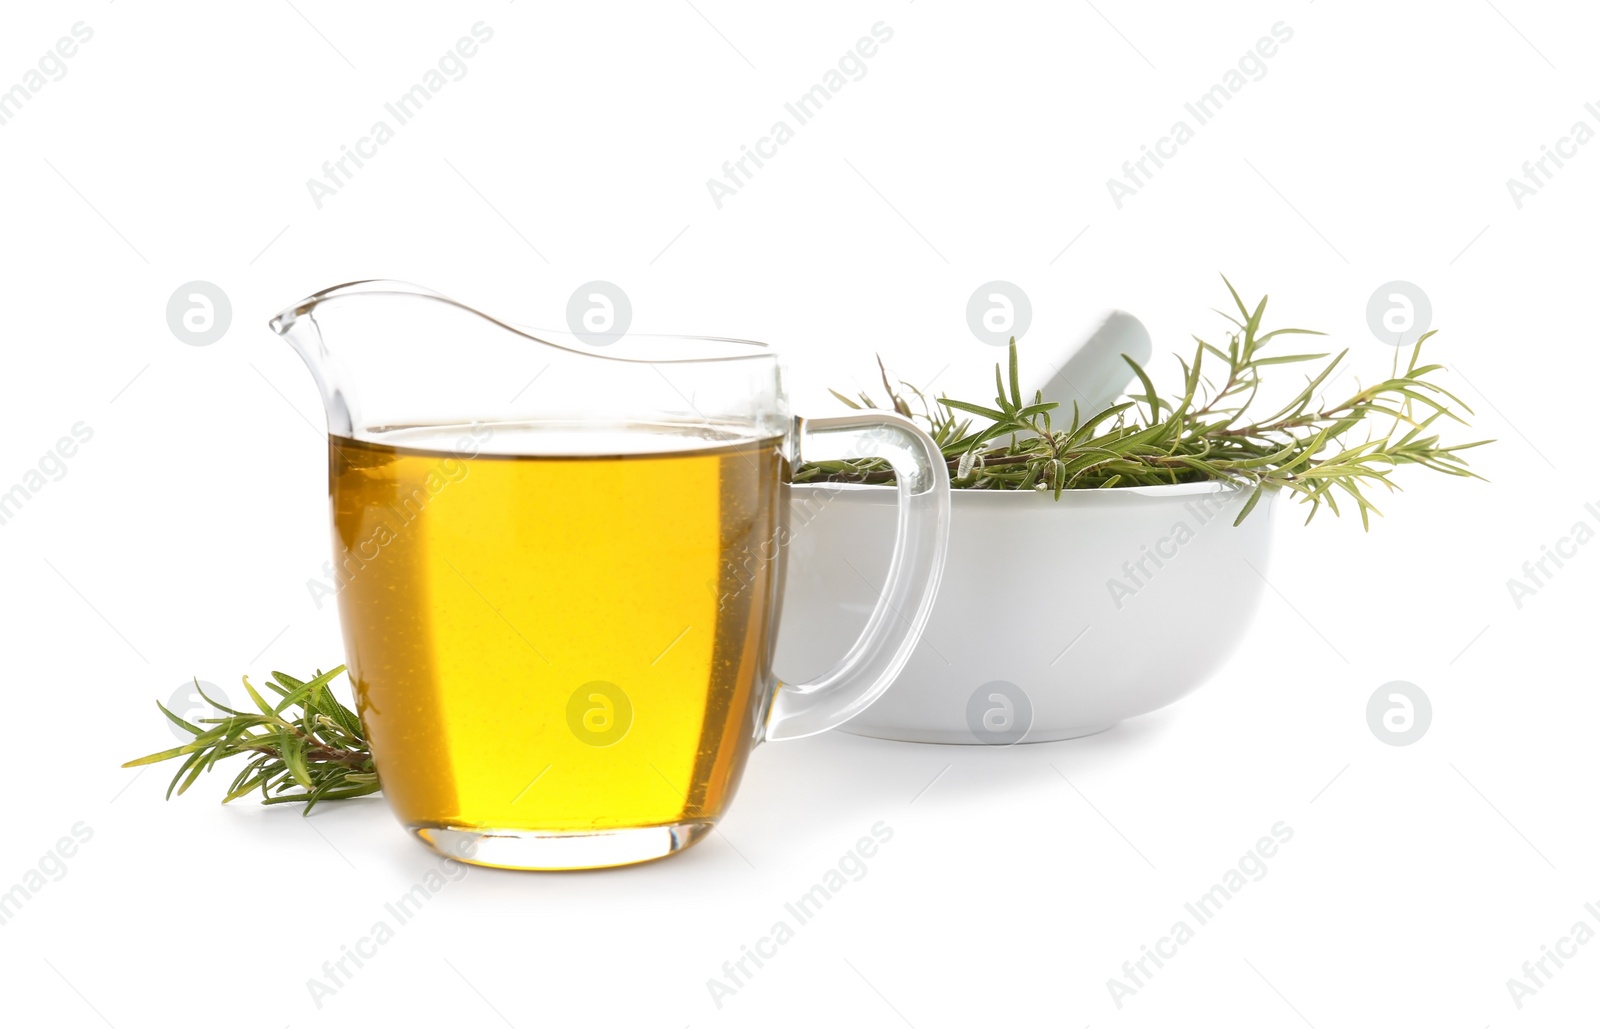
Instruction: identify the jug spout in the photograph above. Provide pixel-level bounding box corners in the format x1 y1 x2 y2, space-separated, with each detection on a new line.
269 280 466 439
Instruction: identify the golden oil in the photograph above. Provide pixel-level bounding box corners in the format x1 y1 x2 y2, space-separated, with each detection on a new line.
329 428 786 834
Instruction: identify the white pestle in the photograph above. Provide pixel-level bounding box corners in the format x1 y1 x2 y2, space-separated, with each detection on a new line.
1021 309 1152 421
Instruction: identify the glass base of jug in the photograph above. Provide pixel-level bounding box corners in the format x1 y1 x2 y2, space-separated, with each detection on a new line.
412 820 716 871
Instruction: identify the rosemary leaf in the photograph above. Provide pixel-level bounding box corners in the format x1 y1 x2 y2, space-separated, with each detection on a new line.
801 278 1491 525
122 667 378 815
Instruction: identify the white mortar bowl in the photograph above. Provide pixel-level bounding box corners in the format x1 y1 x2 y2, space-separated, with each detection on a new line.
772 481 1276 744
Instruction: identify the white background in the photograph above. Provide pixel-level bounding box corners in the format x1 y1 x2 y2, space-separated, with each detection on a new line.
1 1 1595 1026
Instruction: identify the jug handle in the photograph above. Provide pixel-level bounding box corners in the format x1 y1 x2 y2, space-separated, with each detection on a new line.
764 412 950 741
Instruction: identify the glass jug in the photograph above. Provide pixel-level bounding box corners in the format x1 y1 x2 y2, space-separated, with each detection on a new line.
269 281 949 870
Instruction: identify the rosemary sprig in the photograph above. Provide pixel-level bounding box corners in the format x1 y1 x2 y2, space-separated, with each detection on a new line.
123 666 377 814
797 278 1491 527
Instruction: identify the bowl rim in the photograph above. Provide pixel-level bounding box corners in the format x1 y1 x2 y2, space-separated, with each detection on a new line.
791 478 1252 501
